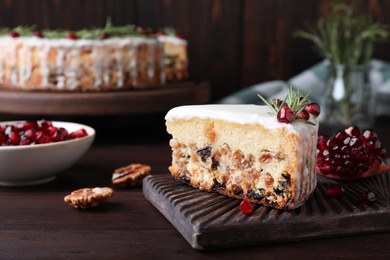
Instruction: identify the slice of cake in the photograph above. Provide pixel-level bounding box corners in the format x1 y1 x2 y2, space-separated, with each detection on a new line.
165 104 319 210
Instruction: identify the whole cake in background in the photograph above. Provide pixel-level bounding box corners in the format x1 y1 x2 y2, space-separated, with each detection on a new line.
165 89 321 210
0 22 188 91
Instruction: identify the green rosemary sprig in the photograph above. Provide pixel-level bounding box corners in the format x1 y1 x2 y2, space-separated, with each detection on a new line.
0 18 164 39
258 86 315 125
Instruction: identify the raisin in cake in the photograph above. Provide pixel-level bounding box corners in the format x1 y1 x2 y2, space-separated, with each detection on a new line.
0 26 188 91
165 104 319 210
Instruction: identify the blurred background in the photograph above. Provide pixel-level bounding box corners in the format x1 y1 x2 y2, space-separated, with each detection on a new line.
1 0 389 102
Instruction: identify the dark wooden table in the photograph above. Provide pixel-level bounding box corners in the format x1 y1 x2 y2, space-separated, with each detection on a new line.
1 115 390 259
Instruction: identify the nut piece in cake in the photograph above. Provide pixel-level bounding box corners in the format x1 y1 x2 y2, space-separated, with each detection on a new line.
112 163 151 187
64 187 114 209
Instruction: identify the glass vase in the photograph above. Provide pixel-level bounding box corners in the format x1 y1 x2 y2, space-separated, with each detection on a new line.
319 64 376 130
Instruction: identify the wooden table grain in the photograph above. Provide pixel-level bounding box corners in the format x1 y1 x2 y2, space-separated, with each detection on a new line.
1 118 390 259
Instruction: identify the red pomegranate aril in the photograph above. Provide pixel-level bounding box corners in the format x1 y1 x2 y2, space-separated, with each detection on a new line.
319 165 333 175
359 191 375 204
335 130 349 141
305 102 321 117
99 32 109 39
51 127 68 142
36 132 51 144
67 33 77 40
296 109 310 120
238 198 253 214
0 132 6 144
277 107 295 123
8 31 20 38
24 129 36 140
23 120 39 130
7 132 20 145
348 126 361 137
70 128 88 139
325 185 344 198
361 129 377 144
20 139 31 146
317 126 390 179
34 31 44 38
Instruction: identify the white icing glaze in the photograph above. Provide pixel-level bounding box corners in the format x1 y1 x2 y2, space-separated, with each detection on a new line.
165 104 318 131
157 35 187 45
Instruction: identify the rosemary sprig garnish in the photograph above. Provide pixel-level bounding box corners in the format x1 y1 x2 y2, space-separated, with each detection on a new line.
0 18 176 40
258 86 317 125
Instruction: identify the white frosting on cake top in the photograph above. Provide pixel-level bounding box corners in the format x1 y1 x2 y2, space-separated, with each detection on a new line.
165 104 318 132
157 35 187 45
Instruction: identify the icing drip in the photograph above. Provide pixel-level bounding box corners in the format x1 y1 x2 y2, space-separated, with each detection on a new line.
40 44 51 86
147 41 155 79
159 42 165 83
115 47 124 88
129 40 138 86
19 44 32 84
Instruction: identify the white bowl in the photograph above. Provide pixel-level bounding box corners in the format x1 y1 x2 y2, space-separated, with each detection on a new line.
0 121 95 187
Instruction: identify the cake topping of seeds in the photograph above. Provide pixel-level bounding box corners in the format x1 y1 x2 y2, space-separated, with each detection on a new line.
258 86 320 125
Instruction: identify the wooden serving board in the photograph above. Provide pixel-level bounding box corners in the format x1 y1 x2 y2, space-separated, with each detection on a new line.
143 173 390 250
0 81 210 116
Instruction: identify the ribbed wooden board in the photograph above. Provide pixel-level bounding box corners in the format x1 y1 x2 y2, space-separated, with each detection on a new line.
143 173 390 250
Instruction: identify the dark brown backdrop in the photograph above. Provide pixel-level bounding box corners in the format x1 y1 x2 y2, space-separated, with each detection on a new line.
1 0 389 101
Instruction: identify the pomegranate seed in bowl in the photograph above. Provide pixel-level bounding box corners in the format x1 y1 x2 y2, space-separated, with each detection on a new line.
0 120 89 146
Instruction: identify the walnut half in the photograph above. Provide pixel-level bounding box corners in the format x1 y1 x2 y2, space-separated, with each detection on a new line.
112 163 151 187
64 187 114 209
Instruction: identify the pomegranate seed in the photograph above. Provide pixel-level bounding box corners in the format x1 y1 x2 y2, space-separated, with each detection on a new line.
139 27 147 34
23 120 39 130
7 132 20 145
317 126 389 179
296 109 310 120
238 198 253 214
157 30 166 36
361 129 378 144
99 32 109 39
325 185 344 198
8 31 20 38
359 191 375 204
70 128 88 139
0 120 88 146
176 33 184 39
47 126 58 136
67 33 77 40
0 132 6 144
305 102 321 117
277 107 295 123
34 31 44 38
24 129 36 140
20 139 31 146
349 126 361 137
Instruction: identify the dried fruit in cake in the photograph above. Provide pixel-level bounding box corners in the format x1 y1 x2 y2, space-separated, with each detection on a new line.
64 187 114 209
316 126 390 180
